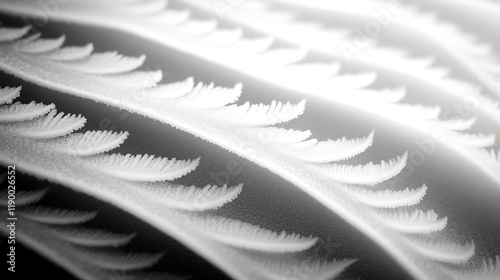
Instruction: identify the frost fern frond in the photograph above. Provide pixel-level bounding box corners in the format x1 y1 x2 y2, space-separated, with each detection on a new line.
379 209 448 234
0 188 48 207
101 70 163 89
50 130 129 156
147 77 195 99
42 43 94 61
409 240 475 264
64 52 146 74
3 109 86 139
78 249 164 270
259 127 312 144
186 215 318 253
174 82 243 108
0 86 21 105
13 34 66 54
0 101 55 122
89 153 200 182
347 185 428 208
319 152 408 185
140 183 243 211
0 25 30 42
53 228 136 247
216 100 306 126
284 130 374 163
19 206 97 224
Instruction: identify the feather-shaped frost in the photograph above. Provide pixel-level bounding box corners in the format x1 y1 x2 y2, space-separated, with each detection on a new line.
100 70 163 89
0 102 55 122
53 228 136 247
80 249 164 270
0 188 48 207
454 132 496 148
51 131 129 156
42 44 94 61
19 206 97 224
4 109 86 139
409 240 475 264
187 216 318 253
0 25 31 42
380 209 448 234
140 183 243 211
347 185 428 208
320 152 408 185
0 86 21 105
257 258 356 280
258 127 312 144
174 82 243 108
64 52 146 74
14 35 66 54
217 100 306 126
284 131 374 163
147 77 195 99
89 154 200 182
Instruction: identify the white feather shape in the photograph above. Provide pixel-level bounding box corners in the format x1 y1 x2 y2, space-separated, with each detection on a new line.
3 109 86 139
216 100 306 126
42 44 94 61
80 249 164 270
174 82 242 108
347 185 428 208
284 131 374 163
409 240 475 264
186 216 318 253
14 35 66 54
0 25 30 42
140 183 243 211
99 70 163 89
0 101 55 122
0 86 21 105
0 188 48 207
454 132 496 148
452 255 500 280
64 52 146 74
147 77 195 99
319 152 408 185
380 209 448 234
388 104 441 121
50 131 129 156
89 154 200 182
19 206 97 224
53 228 136 247
433 118 477 131
258 127 312 144
259 259 357 280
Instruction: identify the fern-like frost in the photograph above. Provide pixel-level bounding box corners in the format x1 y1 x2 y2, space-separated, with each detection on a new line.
89 154 200 182
0 102 55 122
19 206 97 224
